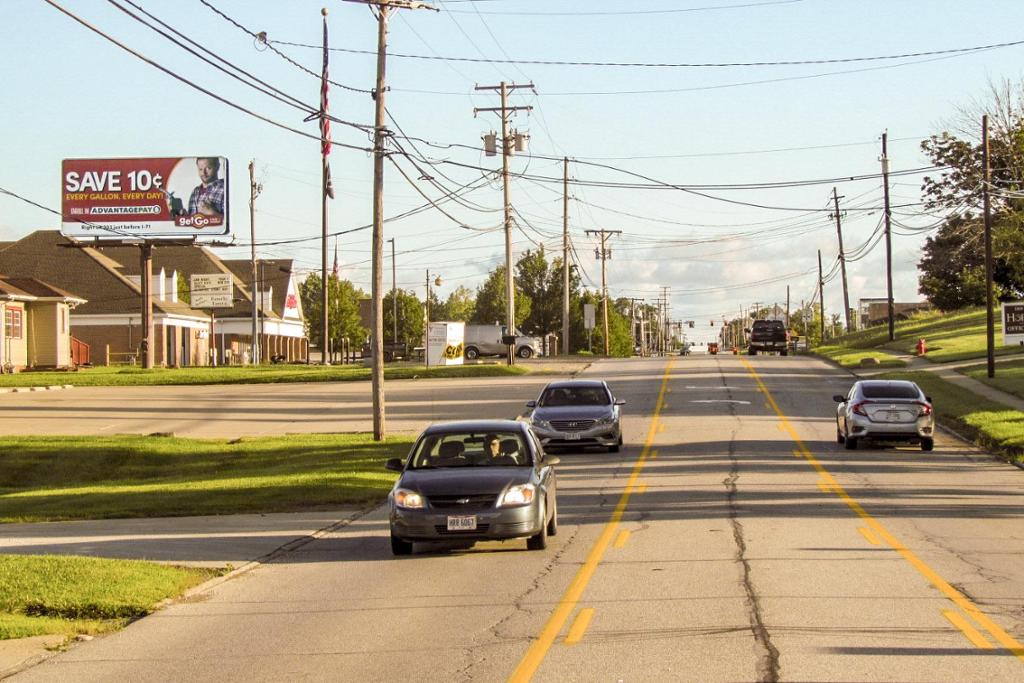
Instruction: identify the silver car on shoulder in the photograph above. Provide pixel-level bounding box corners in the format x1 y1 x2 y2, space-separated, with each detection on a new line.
834 380 935 451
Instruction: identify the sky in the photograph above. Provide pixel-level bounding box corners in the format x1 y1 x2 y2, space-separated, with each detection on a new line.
3 0 1024 346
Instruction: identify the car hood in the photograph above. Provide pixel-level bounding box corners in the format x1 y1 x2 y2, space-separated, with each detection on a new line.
398 467 533 496
532 406 614 421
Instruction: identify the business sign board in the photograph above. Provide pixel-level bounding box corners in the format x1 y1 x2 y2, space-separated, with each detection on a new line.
1002 301 1024 346
426 321 465 367
583 303 596 330
190 274 233 309
61 157 229 238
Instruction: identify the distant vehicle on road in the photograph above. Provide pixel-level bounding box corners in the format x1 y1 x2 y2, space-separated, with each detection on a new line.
708 342 719 355
747 319 789 356
525 379 625 453
463 324 539 360
834 380 935 451
385 420 559 555
361 341 408 362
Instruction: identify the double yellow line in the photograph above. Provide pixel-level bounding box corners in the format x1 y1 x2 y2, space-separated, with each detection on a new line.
742 359 1024 663
508 358 675 682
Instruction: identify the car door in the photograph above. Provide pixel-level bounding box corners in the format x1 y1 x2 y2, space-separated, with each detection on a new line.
528 430 556 510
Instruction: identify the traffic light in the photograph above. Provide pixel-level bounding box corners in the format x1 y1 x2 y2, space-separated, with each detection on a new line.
710 320 714 327
688 321 694 328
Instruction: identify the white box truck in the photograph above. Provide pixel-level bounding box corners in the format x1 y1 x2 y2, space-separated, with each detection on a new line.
464 324 540 360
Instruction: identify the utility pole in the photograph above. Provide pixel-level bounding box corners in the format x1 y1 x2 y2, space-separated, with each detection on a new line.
474 81 533 365
248 160 261 365
368 0 436 441
562 156 570 356
818 249 826 342
140 243 153 368
785 285 790 330
881 132 895 342
831 187 852 333
388 237 397 344
983 114 996 378
585 229 621 356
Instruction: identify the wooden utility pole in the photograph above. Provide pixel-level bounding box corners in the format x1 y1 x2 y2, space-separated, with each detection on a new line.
585 229 621 356
818 249 826 342
562 156 570 356
474 81 533 365
831 187 852 333
881 132 895 341
388 237 398 344
140 243 154 368
786 285 790 330
249 160 261 365
983 114 996 378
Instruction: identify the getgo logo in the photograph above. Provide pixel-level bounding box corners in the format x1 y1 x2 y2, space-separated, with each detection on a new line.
176 213 212 228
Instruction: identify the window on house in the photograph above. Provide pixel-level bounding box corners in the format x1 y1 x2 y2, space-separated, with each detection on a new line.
5 308 23 340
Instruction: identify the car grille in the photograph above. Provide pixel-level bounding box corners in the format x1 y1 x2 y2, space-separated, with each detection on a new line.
435 523 491 536
549 419 596 431
428 494 496 510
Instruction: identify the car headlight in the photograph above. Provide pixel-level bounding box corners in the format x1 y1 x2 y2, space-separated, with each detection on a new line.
596 413 616 425
394 488 425 509
531 417 551 430
498 483 536 507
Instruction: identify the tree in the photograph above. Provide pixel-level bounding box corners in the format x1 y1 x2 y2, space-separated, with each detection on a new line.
299 274 367 355
472 265 531 329
436 285 475 322
383 288 424 350
515 247 582 337
573 291 632 356
918 79 1024 307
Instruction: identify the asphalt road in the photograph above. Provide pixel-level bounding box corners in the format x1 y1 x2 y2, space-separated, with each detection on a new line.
12 356 1024 682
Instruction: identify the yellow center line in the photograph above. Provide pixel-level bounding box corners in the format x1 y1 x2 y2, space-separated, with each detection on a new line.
943 610 995 649
858 527 881 546
614 530 631 548
650 449 659 460
564 607 595 646
742 359 1024 663
508 358 675 682
636 483 648 494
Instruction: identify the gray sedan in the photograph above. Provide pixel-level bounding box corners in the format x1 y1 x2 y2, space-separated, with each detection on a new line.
525 379 625 452
834 380 935 451
385 420 558 555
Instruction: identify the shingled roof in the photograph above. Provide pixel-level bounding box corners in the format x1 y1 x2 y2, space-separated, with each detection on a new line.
0 276 85 301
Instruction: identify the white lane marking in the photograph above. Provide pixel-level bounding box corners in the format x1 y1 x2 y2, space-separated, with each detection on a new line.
689 399 751 405
684 386 734 390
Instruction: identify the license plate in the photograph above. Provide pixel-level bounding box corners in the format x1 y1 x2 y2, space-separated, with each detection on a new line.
565 432 581 440
447 515 476 531
885 411 907 422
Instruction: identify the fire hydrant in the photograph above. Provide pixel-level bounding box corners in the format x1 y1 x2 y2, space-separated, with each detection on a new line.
732 345 739 355
916 338 927 356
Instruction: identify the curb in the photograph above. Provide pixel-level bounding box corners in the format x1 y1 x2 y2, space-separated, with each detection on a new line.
0 385 73 394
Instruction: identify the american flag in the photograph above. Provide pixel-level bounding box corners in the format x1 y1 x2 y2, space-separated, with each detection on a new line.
321 13 335 198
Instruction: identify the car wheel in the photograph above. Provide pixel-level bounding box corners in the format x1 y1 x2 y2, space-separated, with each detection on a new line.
921 438 934 452
517 346 533 359
383 350 394 362
836 426 845 444
526 504 548 550
390 532 413 556
464 346 479 360
844 434 858 450
781 349 788 356
608 443 620 453
546 498 558 537
748 348 756 355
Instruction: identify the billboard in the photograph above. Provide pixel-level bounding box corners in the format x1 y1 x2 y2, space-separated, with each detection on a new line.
190 274 233 309
426 321 465 367
61 157 229 238
1002 301 1024 346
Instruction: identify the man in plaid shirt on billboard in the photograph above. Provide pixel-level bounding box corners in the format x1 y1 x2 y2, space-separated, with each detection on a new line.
187 157 225 216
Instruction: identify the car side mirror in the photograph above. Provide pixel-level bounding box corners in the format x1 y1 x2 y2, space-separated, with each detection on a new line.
384 458 404 472
544 456 560 466
615 399 626 406
926 396 933 403
526 400 537 408
832 395 845 403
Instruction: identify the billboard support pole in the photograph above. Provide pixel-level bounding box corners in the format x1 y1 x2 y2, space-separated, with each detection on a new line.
140 242 154 369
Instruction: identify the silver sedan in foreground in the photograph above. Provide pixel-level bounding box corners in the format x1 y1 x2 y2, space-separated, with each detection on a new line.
834 380 935 451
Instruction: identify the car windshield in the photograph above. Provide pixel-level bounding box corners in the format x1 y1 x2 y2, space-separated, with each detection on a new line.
539 386 610 407
861 383 921 399
409 431 532 468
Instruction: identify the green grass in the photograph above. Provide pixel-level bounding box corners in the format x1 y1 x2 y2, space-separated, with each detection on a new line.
960 358 1024 401
0 433 412 523
0 555 216 640
878 371 1024 463
816 306 1024 364
814 347 907 369
0 363 529 388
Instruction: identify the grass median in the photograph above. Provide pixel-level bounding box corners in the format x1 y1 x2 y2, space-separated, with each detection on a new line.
960 358 1024 401
814 347 908 369
0 555 217 641
0 363 529 388
0 433 411 523
877 371 1024 463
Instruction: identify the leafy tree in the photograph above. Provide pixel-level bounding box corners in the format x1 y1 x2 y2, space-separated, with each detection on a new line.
570 291 632 357
515 247 582 337
299 274 367 355
435 285 475 322
472 265 531 329
383 288 425 349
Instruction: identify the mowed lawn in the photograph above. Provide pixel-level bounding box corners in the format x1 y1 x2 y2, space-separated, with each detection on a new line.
0 363 528 388
816 307 1024 364
961 358 1024 400
0 555 218 641
0 433 411 523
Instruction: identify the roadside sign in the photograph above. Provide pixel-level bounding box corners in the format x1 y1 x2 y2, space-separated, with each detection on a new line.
1002 301 1024 346
584 303 596 330
61 157 229 238
426 321 465 367
190 273 233 308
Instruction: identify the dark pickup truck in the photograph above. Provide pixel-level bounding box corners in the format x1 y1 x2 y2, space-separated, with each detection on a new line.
747 320 789 356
